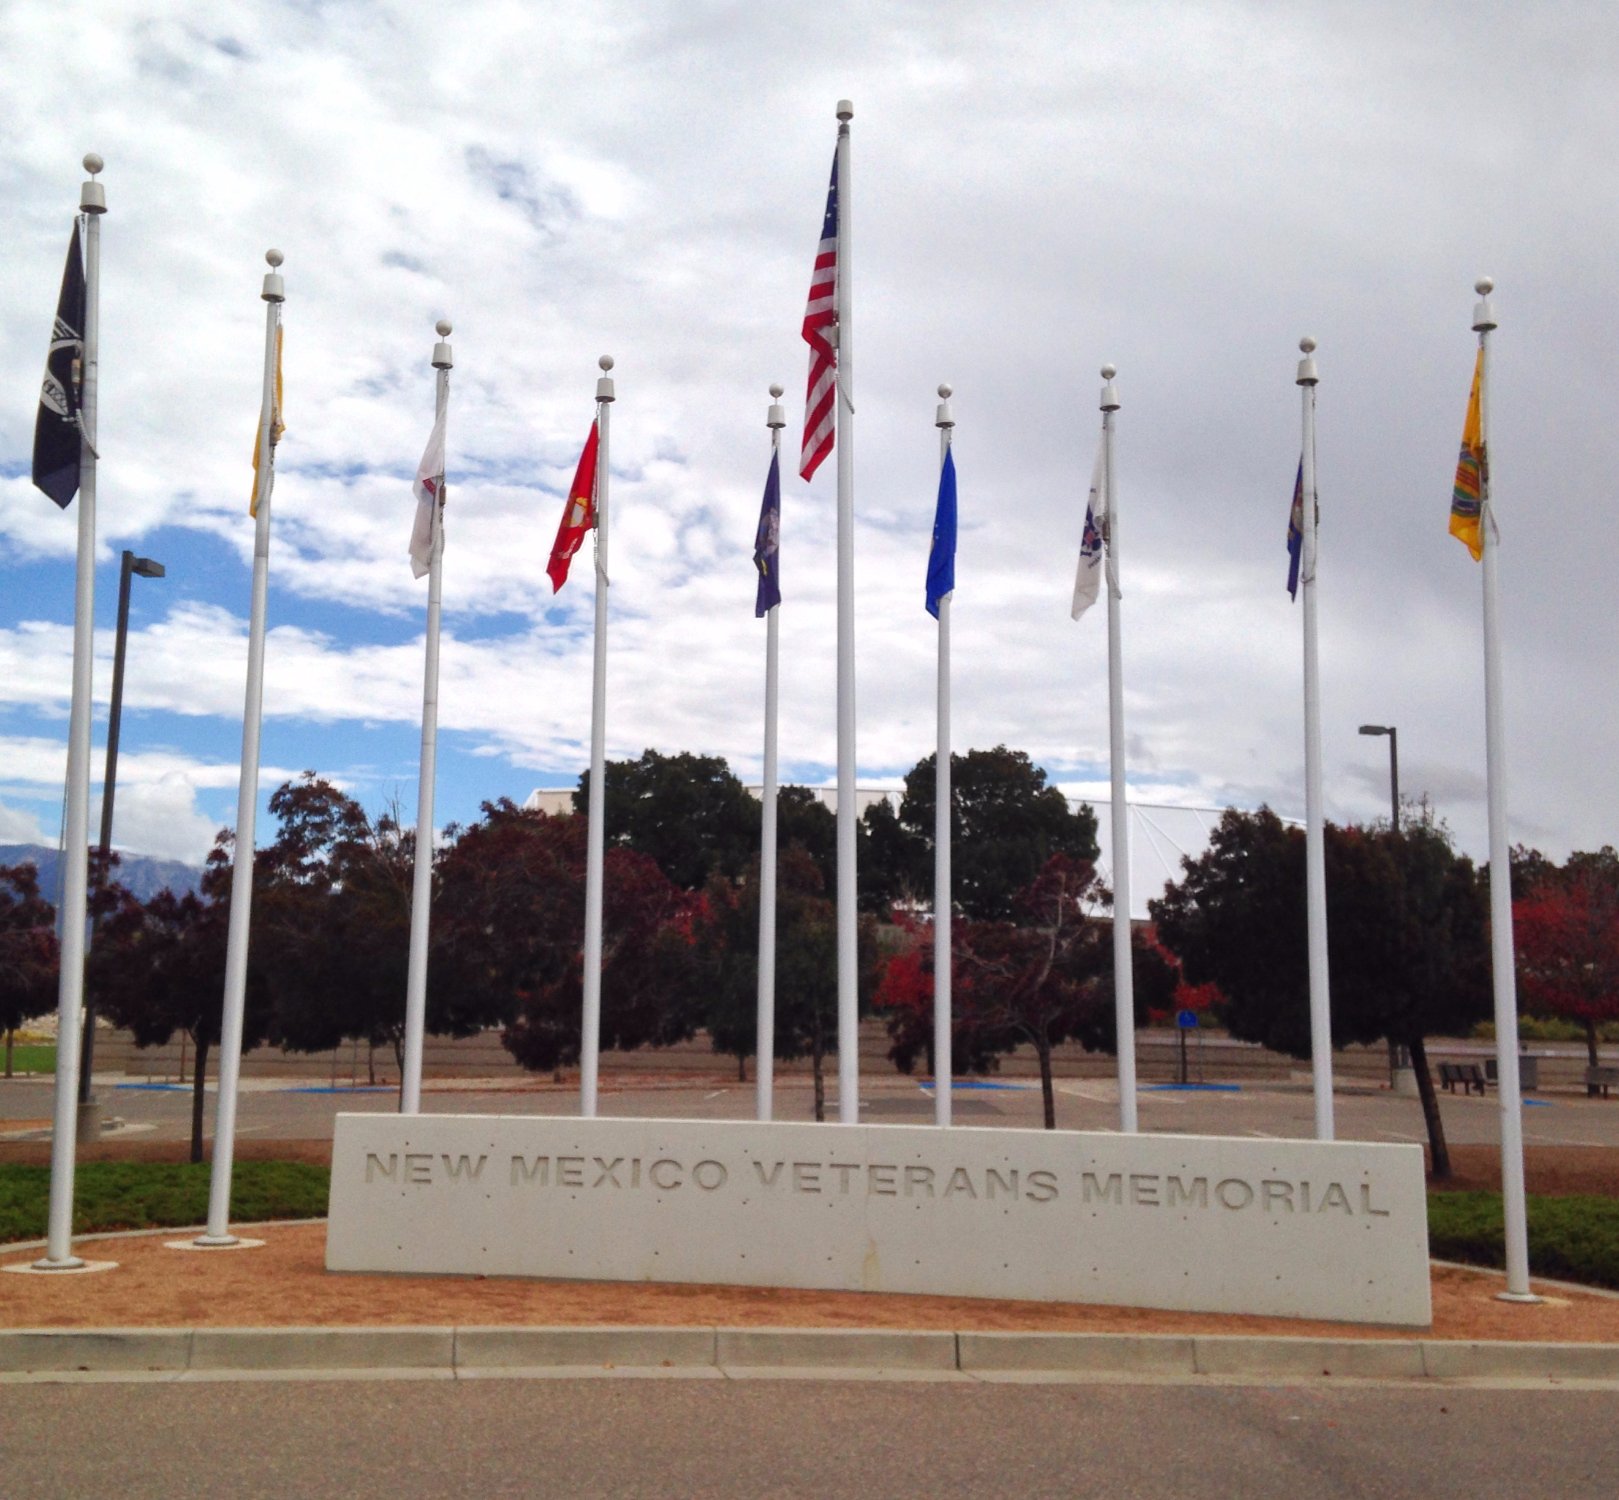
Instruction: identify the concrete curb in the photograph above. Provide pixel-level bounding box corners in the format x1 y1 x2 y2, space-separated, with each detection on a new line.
3 1326 1617 1383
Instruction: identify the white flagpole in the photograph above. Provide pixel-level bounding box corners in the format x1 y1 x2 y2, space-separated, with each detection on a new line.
400 319 453 1116
758 384 785 1123
580 355 615 1118
833 99 859 1125
196 249 284 1247
1473 278 1536 1302
1100 365 1139 1134
35 155 106 1271
1297 335 1335 1143
933 384 954 1128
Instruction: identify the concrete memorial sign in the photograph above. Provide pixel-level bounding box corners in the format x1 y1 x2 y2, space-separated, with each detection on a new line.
326 1114 1431 1326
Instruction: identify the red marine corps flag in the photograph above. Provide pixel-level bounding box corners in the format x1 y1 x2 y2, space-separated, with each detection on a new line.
547 419 600 591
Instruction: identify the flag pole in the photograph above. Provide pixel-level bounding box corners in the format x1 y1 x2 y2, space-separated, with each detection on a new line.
933 384 955 1127
35 155 106 1271
195 249 285 1247
758 384 786 1123
1100 365 1139 1134
833 99 859 1125
1297 335 1335 1142
580 355 615 1118
1472 278 1536 1302
400 319 453 1115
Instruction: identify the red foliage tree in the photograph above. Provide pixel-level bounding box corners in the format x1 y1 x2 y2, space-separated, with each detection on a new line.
1515 849 1619 1082
1 863 59 1076
878 855 1161 1128
432 800 701 1073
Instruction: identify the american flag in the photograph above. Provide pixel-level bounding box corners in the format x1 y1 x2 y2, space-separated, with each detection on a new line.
799 151 838 481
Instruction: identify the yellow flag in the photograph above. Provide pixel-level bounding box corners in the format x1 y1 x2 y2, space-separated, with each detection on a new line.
1449 347 1484 561
249 325 285 517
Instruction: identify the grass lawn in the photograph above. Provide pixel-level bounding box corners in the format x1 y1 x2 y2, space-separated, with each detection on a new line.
4 1044 56 1075
0 1161 329 1244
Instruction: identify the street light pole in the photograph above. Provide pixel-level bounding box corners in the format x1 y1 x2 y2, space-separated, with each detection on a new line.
79 549 165 1106
1359 723 1405 1084
1358 724 1399 832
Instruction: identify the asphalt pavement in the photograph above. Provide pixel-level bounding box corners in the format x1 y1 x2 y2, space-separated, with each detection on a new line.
3 1375 1617 1499
6 1069 1619 1150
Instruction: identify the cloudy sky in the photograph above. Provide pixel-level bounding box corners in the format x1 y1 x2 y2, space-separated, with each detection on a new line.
1 0 1614 879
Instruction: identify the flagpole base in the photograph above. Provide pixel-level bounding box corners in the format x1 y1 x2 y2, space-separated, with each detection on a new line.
174 1234 265 1252
1494 1290 1543 1305
7 1257 116 1275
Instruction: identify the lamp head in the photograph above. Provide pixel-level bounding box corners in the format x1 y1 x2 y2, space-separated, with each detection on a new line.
132 557 166 579
1358 724 1389 737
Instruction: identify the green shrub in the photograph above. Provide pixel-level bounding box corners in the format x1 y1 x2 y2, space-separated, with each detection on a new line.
1428 1191 1619 1291
1472 1017 1619 1043
0 1161 330 1244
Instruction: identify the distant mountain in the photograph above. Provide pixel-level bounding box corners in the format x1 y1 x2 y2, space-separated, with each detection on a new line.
0 844 204 904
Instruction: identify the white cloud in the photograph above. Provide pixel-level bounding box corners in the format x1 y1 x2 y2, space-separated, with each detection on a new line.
0 1 1615 866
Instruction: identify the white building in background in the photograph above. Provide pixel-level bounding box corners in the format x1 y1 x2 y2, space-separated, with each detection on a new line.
525 784 1246 922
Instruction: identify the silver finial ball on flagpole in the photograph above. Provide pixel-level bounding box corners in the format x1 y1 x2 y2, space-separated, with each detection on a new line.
1101 364 1116 380
1475 276 1494 296
769 383 784 399
266 249 284 268
436 319 452 337
938 383 952 399
599 355 614 371
83 153 104 175
1299 336 1316 354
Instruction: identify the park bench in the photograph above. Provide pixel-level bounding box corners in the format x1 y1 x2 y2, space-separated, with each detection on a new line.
1585 1065 1619 1098
1438 1061 1487 1095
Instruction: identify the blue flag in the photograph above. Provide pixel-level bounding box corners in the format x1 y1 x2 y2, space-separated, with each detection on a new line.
1285 459 1304 600
753 449 782 616
925 448 957 618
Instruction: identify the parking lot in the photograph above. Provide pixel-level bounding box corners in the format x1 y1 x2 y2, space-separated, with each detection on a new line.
6 1066 1619 1157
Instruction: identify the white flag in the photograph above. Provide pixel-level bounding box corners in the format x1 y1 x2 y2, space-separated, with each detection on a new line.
1071 446 1107 620
410 407 446 579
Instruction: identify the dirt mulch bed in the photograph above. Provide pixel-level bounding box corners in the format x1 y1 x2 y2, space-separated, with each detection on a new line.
1 1221 1614 1343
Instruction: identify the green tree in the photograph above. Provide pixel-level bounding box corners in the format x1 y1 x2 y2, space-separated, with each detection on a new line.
1150 806 1490 1177
898 746 1099 920
575 749 761 891
858 796 925 915
697 846 878 1120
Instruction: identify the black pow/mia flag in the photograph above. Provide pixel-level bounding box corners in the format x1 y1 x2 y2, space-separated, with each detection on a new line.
32 220 86 508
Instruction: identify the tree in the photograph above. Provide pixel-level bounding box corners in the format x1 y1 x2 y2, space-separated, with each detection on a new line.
777 786 837 894
575 749 761 891
897 746 1099 920
1150 806 1491 1177
90 841 262 1162
1515 848 1619 1083
696 846 878 1120
858 797 925 916
877 855 1145 1129
0 863 58 1078
433 800 701 1073
253 775 493 1088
